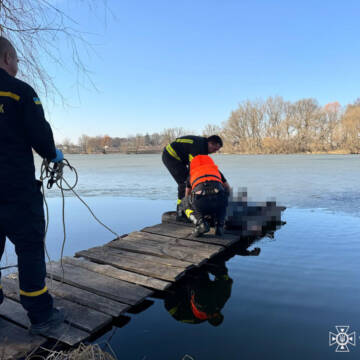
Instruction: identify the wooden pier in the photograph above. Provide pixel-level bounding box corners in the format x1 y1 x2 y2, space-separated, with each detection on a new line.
0 205 284 359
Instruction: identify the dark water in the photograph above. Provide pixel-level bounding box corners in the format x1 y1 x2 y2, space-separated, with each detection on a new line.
2 154 360 359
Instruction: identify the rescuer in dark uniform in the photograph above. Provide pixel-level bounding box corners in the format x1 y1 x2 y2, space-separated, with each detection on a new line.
162 135 223 218
182 155 230 237
165 262 233 326
0 37 65 335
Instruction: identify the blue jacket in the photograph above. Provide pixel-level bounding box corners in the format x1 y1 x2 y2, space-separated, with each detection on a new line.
0 68 56 202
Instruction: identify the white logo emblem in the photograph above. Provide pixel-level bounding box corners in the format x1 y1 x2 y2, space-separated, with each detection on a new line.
329 326 356 352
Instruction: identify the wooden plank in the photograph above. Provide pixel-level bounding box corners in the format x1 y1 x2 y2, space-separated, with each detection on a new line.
142 223 239 247
108 237 207 265
2 277 112 333
48 278 128 317
0 297 88 346
124 231 224 258
47 261 152 305
63 257 171 291
161 211 194 227
104 245 195 269
0 317 45 360
3 276 128 318
76 246 186 282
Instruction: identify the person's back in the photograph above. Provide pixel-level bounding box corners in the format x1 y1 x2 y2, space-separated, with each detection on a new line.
0 36 64 335
183 155 230 237
0 69 54 202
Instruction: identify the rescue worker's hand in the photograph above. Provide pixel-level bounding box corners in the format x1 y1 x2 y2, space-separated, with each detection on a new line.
51 148 64 163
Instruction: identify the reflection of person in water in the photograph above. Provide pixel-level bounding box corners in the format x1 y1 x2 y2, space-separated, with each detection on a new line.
165 262 233 326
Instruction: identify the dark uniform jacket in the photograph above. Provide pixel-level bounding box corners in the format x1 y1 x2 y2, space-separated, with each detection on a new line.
166 135 208 165
0 68 56 203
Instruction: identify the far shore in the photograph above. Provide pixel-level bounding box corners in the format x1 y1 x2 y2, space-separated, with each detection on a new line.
58 149 357 156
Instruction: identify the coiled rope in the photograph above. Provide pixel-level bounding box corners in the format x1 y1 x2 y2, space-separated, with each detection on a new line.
0 158 119 276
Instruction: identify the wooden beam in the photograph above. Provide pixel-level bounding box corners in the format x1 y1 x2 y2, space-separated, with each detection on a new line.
122 231 224 259
0 317 45 360
142 223 238 247
2 277 112 333
63 257 171 291
47 262 152 305
76 246 186 281
0 297 89 346
108 237 207 265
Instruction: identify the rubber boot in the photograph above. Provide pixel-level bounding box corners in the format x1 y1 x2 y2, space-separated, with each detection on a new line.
188 214 198 225
176 204 184 221
215 224 225 236
29 307 65 336
193 220 210 237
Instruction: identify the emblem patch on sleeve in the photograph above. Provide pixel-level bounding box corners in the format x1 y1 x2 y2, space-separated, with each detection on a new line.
33 97 42 105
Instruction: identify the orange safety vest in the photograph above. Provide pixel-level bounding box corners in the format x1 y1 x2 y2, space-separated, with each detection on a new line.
189 155 223 190
190 294 210 320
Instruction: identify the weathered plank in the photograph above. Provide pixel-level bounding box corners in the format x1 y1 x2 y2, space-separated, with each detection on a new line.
161 211 194 227
0 316 45 360
0 297 88 346
76 246 186 281
127 231 224 254
47 261 152 305
4 275 128 318
103 245 195 268
123 231 224 258
49 278 128 317
2 277 112 333
142 223 239 247
63 256 171 291
108 236 207 265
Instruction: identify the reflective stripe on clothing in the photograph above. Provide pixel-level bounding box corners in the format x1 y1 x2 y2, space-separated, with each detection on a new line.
176 139 194 144
20 285 48 297
185 209 194 218
166 144 181 161
0 91 20 101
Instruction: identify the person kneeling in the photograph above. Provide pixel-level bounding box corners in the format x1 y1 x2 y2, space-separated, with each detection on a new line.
182 155 230 237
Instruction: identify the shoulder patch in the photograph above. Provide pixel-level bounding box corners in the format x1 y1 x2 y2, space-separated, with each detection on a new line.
33 97 42 105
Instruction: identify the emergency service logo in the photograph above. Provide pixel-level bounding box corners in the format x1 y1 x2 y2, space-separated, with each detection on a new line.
329 326 356 352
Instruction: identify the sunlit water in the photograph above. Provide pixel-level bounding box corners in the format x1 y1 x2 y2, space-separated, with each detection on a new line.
2 154 359 359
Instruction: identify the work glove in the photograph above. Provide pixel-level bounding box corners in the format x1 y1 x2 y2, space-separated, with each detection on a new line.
51 148 64 163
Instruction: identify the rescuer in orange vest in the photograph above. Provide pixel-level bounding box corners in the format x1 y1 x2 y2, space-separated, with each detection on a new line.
164 261 233 326
182 155 230 237
162 135 223 219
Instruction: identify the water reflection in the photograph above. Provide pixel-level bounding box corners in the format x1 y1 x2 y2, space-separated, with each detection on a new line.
164 219 283 327
165 261 233 326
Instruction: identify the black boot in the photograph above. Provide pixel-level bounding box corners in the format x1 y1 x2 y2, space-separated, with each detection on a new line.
29 307 65 335
215 223 225 236
193 220 210 237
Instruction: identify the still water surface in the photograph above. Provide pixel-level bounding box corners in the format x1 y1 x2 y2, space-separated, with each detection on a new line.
3 154 359 359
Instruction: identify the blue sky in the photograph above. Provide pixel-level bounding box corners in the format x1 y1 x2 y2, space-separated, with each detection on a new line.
38 0 360 143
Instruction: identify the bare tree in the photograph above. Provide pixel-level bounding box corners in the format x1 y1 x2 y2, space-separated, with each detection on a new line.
341 104 360 153
161 127 188 145
202 124 221 137
78 134 90 152
0 0 103 101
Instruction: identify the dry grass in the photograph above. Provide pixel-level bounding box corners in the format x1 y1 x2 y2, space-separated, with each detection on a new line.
27 343 117 360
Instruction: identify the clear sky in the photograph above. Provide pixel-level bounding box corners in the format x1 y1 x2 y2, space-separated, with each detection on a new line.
36 0 360 143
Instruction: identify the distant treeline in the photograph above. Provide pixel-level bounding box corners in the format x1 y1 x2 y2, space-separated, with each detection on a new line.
58 96 360 154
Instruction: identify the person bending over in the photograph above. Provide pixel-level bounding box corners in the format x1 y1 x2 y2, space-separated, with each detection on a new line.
162 135 223 218
182 155 230 237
